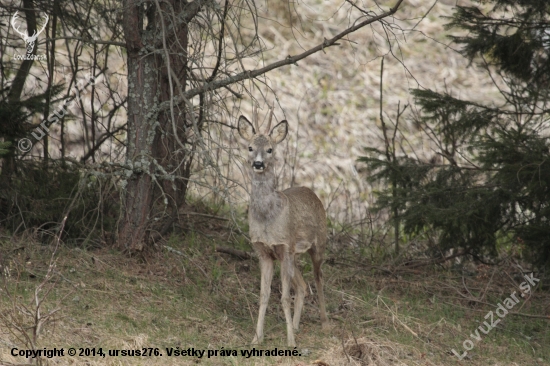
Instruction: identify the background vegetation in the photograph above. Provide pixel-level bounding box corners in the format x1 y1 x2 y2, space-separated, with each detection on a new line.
0 0 548 365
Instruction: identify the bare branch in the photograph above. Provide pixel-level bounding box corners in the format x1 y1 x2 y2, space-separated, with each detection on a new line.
46 36 126 48
215 246 251 260
160 0 405 110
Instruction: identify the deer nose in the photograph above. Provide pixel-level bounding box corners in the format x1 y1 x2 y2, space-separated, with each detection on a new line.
252 161 264 169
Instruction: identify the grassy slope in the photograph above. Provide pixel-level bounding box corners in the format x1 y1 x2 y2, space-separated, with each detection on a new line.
1 227 548 366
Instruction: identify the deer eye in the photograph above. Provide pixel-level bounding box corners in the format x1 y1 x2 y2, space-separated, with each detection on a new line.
248 147 253 152
267 148 273 154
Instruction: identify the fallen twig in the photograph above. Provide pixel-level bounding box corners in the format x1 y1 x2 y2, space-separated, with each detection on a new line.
215 246 251 260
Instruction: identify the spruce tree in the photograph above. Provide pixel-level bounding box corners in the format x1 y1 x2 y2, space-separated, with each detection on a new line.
360 0 550 267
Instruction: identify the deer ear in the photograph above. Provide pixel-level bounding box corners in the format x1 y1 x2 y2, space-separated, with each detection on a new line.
270 120 288 144
238 115 255 140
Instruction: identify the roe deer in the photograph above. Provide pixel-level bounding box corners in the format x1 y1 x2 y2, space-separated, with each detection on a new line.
237 106 329 347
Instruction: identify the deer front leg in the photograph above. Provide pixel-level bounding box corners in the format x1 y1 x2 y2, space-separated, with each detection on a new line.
252 253 273 345
280 252 296 347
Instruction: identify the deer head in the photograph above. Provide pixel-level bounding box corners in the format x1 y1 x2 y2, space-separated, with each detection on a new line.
11 11 49 54
238 105 288 174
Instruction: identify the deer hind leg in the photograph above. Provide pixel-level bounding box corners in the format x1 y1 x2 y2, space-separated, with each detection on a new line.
291 261 307 332
252 252 274 345
278 248 296 347
309 247 329 329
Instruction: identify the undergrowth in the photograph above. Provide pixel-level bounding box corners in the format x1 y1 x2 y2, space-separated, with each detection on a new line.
0 215 548 366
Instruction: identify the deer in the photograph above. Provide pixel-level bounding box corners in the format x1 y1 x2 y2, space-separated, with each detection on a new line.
237 106 329 347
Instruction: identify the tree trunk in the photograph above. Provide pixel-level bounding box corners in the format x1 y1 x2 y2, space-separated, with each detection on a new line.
118 0 159 251
118 0 199 251
153 0 194 236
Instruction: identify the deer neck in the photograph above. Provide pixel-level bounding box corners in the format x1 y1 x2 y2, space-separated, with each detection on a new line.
249 169 284 221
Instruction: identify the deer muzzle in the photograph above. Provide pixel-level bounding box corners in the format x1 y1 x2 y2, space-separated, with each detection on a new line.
252 161 265 172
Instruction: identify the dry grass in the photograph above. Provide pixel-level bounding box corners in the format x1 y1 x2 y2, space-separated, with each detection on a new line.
1 222 548 366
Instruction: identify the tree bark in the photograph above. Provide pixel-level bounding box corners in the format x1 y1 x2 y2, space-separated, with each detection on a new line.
118 0 159 251
153 0 194 236
118 0 199 251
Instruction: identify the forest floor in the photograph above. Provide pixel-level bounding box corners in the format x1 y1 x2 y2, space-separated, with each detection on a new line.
1 214 549 366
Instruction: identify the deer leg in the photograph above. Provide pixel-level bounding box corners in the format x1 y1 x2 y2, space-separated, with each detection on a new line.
280 250 296 347
252 253 274 345
310 248 329 329
291 262 307 332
